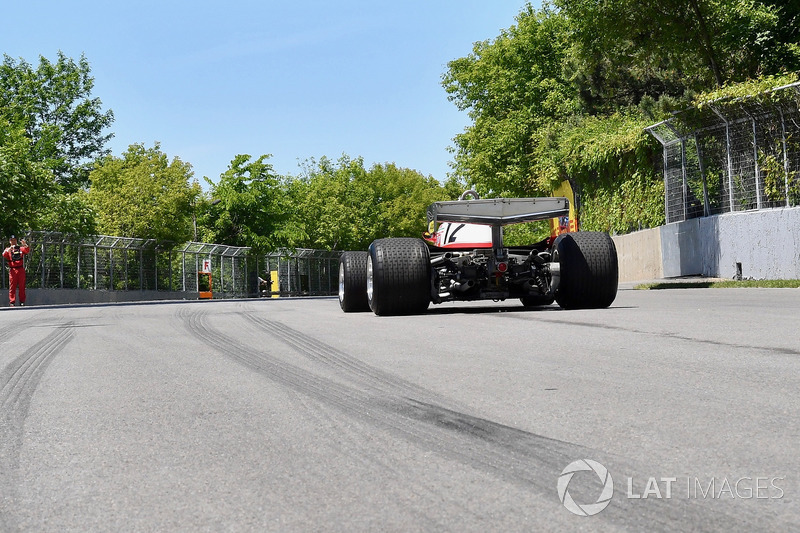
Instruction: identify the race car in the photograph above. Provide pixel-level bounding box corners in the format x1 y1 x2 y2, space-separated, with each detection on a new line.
338 191 618 316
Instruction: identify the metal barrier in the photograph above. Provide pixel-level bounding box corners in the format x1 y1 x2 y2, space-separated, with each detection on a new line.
646 82 800 224
1 231 343 299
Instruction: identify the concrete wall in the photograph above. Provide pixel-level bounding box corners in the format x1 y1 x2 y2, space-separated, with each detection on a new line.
612 228 663 282
613 206 800 282
660 219 704 278
698 207 800 279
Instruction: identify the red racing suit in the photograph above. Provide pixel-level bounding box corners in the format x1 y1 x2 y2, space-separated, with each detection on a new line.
3 243 31 305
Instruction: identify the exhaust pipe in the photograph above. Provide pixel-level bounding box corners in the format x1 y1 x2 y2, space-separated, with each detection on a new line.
431 252 453 266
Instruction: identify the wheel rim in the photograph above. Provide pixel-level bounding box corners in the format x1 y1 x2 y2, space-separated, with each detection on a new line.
338 262 345 303
366 256 374 304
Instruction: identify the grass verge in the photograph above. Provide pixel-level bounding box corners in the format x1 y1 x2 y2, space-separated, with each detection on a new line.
635 279 800 290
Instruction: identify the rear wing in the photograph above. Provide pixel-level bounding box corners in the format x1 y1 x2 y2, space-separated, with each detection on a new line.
427 197 570 226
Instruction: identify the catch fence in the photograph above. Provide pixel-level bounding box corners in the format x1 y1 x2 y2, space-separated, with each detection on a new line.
646 82 800 224
1 232 343 298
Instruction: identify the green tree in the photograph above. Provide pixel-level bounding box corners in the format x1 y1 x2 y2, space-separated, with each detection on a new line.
0 52 114 192
442 6 579 197
285 156 365 250
286 155 460 250
555 0 796 110
198 154 295 252
86 143 200 242
442 1 799 232
0 118 56 236
33 193 98 236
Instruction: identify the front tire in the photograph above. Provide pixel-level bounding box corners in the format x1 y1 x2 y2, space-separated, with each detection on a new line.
367 238 431 316
339 251 370 312
554 232 618 309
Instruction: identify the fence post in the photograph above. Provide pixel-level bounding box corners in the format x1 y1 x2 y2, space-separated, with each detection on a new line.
779 106 791 207
752 116 762 209
680 138 689 221
77 245 81 289
41 242 45 289
93 245 98 290
710 105 736 212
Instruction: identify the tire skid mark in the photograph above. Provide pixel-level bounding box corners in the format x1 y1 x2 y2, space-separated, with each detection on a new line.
498 312 800 356
179 306 752 530
241 309 453 405
283 391 456 530
0 312 52 348
0 324 74 532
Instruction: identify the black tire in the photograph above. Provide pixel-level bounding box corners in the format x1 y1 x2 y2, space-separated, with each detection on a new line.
367 238 431 316
520 293 555 307
338 251 370 312
554 232 618 309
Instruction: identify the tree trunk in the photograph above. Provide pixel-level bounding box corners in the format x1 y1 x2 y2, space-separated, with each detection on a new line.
688 0 724 87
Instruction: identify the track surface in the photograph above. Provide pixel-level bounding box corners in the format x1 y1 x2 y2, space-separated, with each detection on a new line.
0 289 798 531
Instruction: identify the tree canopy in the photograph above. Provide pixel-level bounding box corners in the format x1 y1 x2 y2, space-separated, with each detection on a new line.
284 155 461 250
0 118 56 236
198 154 294 253
86 143 200 242
5 10 800 249
0 52 114 192
441 0 800 232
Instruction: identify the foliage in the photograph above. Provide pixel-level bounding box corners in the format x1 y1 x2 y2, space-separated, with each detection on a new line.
198 154 295 253
442 1 800 235
636 279 800 289
695 72 799 107
284 155 461 250
503 221 551 246
32 193 98 236
0 52 114 192
86 143 200 243
442 6 579 196
556 0 796 101
0 118 58 236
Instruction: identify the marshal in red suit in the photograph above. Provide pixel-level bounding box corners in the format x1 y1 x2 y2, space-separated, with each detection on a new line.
3 235 31 306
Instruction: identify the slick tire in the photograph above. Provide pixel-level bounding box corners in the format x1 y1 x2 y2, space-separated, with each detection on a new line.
338 251 370 312
367 238 431 316
553 232 618 310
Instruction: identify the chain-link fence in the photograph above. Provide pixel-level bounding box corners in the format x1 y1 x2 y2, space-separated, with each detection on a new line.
2 231 343 299
646 82 800 224
254 249 342 296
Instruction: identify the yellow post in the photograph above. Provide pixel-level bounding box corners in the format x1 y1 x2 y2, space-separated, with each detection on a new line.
270 271 279 298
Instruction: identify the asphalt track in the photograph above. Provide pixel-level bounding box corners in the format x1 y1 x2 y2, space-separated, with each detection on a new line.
0 287 798 532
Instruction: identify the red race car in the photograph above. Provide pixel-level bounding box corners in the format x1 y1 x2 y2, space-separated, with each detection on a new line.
339 191 618 316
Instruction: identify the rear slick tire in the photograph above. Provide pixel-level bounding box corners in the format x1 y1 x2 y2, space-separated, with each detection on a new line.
554 232 618 309
367 238 431 316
